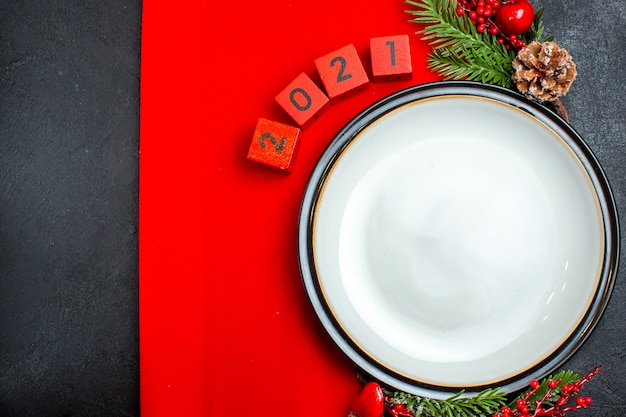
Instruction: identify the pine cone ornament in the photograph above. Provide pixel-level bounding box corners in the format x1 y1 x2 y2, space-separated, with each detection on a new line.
512 41 577 102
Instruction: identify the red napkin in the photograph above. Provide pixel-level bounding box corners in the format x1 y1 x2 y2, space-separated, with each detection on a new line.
139 1 438 415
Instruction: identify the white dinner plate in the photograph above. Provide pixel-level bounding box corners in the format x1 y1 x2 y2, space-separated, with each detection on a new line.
298 82 618 398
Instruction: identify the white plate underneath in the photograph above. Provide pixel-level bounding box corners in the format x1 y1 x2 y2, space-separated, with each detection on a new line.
298 82 618 398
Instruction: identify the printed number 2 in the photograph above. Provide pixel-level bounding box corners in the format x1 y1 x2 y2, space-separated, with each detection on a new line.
385 41 396 67
330 56 352 83
259 132 286 153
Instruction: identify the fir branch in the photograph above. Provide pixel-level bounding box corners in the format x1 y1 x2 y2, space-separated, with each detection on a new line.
406 0 515 85
511 370 581 409
428 46 514 87
406 0 494 53
387 387 507 417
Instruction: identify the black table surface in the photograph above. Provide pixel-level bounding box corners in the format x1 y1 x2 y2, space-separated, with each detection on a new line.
0 1 624 416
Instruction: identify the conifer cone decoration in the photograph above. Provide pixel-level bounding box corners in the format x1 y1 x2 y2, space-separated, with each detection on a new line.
512 41 577 102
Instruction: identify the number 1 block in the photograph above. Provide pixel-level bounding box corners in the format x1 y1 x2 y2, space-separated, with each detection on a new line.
275 73 330 129
314 44 369 101
247 118 301 172
370 35 413 82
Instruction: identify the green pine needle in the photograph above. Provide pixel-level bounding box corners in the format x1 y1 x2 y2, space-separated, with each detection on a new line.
428 46 514 87
387 387 507 417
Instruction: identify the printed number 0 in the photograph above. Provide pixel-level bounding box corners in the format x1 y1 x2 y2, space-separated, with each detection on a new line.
259 132 286 153
330 56 352 83
289 88 312 111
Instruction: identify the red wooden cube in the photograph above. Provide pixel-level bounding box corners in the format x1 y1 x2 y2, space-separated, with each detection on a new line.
370 35 413 82
275 73 330 129
247 118 301 172
314 44 369 101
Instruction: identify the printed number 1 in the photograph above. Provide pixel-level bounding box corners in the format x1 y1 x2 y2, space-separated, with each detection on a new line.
385 41 397 67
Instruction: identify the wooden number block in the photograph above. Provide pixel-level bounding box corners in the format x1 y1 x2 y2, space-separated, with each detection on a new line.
370 35 412 82
275 73 330 129
314 44 369 101
247 118 301 172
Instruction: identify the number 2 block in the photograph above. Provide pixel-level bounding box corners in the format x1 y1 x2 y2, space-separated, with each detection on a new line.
275 73 330 129
370 35 412 82
314 44 369 101
247 118 301 172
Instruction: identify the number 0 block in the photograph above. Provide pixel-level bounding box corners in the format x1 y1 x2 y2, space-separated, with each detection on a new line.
275 73 330 129
247 118 301 172
314 44 369 101
370 35 412 82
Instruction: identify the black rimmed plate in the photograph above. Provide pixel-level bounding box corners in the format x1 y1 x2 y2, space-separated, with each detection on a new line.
297 81 618 398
